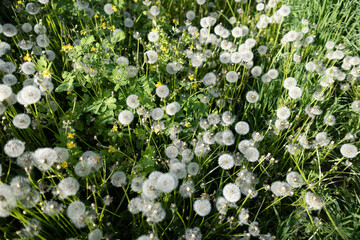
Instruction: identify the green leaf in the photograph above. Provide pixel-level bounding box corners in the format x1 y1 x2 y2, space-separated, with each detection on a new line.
55 72 75 92
112 30 126 43
114 0 125 8
138 145 156 173
36 56 47 71
86 35 95 45
55 79 74 92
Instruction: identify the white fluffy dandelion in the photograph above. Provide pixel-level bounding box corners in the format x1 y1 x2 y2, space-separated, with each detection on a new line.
111 171 127 187
340 144 358 159
246 91 259 103
166 102 180 116
104 3 115 15
244 147 259 162
194 199 211 217
156 85 169 98
148 31 159 42
34 148 57 171
276 106 291 120
36 35 50 48
156 173 178 193
126 94 140 109
0 84 12 101
17 85 41 105
286 171 305 188
118 110 134 125
305 191 324 210
288 87 303 99
151 108 164 121
283 77 297 89
145 50 158 64
218 154 234 170
225 71 238 83
270 181 291 197
4 139 25 158
165 145 179 159
58 177 80 199
13 113 31 129
235 121 250 135
223 183 241 202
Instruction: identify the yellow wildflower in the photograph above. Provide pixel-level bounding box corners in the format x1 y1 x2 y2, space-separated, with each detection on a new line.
23 54 31 62
195 33 199 38
42 70 50 78
94 14 99 18
155 82 162 87
156 1 160 4
189 45 194 50
112 125 118 131
67 141 75 149
111 6 117 12
184 122 190 127
108 145 116 153
62 45 74 51
154 129 160 134
67 132 75 139
100 18 104 22
188 74 194 80
191 83 198 87
91 46 96 51
270 37 274 41
61 161 68 168
81 30 86 35
17 0 22 4
161 45 166 51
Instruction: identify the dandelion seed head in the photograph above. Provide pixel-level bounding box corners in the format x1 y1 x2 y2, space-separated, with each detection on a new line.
111 171 127 187
289 87 302 99
276 106 291 120
340 144 358 159
246 91 259 103
218 153 234 170
225 71 238 83
58 177 80 199
244 147 259 162
286 171 305 188
126 94 140 109
34 148 57 171
194 199 211 217
118 110 134 125
223 183 241 202
151 108 164 120
4 139 25 158
270 181 291 196
13 113 31 129
156 85 169 98
0 84 13 101
17 85 41 105
2 24 18 37
185 227 202 240
131 177 144 192
305 191 324 210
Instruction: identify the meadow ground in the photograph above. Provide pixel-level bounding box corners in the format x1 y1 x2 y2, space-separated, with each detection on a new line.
0 0 359 239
